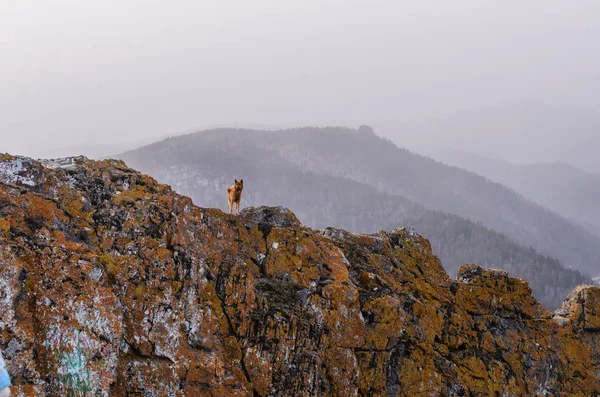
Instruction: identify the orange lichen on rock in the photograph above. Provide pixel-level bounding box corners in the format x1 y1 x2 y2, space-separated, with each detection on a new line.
0 156 599 396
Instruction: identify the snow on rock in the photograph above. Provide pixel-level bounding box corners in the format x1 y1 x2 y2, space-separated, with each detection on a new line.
0 156 36 186
38 156 85 170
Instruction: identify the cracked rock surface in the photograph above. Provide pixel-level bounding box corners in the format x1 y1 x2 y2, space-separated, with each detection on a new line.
0 154 599 396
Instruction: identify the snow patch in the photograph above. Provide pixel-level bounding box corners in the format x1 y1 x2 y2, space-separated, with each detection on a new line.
257 252 266 265
0 255 20 329
0 158 36 186
89 267 103 282
38 156 83 170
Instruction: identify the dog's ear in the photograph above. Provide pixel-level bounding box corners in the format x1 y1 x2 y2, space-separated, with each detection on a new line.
235 179 238 184
240 179 243 185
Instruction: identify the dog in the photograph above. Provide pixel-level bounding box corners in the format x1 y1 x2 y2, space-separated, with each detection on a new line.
227 179 243 214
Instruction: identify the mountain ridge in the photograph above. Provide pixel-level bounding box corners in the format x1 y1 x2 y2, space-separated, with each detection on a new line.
418 145 600 239
378 101 600 172
0 154 599 395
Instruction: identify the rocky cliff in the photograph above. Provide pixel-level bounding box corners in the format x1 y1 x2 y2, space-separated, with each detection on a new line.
0 155 598 396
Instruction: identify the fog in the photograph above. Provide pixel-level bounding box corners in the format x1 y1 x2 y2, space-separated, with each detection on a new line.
2 0 600 168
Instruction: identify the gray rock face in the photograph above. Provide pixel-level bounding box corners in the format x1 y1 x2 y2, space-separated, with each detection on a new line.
240 206 301 228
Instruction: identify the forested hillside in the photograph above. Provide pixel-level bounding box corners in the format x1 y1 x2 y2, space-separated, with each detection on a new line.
417 146 600 238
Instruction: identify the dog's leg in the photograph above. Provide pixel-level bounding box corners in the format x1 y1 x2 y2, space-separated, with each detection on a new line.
236 201 240 214
228 201 232 214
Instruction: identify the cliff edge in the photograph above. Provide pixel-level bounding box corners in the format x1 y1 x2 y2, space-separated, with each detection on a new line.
0 155 598 396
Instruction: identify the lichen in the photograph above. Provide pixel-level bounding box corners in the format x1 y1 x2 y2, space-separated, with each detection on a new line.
0 156 599 396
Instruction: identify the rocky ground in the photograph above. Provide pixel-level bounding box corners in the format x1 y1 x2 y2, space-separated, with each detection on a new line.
0 154 598 396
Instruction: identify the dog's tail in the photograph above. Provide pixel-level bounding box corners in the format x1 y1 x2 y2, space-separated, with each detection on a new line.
226 187 231 193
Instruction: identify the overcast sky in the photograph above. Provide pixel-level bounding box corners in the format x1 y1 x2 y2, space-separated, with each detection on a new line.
2 0 600 158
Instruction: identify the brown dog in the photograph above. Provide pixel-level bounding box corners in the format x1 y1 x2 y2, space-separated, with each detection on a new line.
227 179 243 214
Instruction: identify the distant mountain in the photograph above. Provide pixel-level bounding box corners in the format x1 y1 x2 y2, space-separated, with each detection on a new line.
376 102 600 173
117 127 594 309
418 146 600 238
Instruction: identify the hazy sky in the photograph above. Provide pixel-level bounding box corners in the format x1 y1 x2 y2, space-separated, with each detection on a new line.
2 0 600 157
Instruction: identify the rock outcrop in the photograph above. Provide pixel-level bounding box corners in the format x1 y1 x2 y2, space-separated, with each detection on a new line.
0 155 598 396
